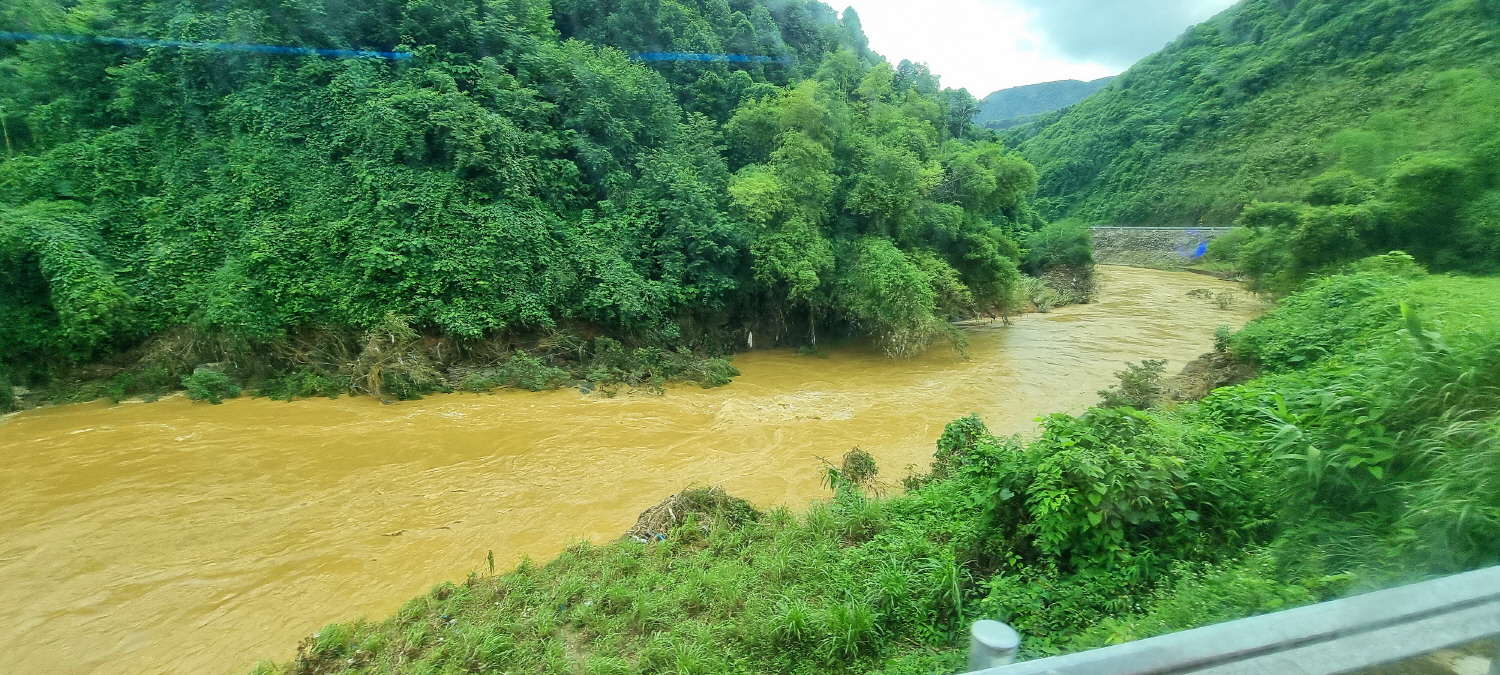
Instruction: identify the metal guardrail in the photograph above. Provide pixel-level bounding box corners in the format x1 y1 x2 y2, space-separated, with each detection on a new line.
966 565 1500 675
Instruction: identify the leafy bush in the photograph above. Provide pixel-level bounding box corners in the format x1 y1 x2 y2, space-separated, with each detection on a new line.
1023 221 1095 275
496 351 570 392
581 339 741 392
183 368 241 405
982 407 1262 571
1231 266 1408 370
686 357 741 389
1204 227 1255 267
103 365 175 403
0 367 14 413
256 371 350 401
1214 325 1234 353
1098 360 1168 409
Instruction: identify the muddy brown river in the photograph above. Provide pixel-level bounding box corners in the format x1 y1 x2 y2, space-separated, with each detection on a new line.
0 267 1259 675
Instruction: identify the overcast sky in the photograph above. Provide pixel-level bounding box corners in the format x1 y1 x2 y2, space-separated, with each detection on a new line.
841 0 1239 96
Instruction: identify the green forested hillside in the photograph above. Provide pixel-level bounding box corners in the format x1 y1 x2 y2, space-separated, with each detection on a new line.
975 76 1114 130
1011 0 1500 284
0 0 1037 401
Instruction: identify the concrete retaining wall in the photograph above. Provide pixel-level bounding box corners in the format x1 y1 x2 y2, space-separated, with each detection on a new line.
1090 227 1235 268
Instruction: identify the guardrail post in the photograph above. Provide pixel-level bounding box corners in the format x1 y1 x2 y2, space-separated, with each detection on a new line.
968 620 1020 671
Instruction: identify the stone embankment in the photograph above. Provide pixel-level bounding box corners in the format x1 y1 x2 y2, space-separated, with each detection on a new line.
1091 227 1235 269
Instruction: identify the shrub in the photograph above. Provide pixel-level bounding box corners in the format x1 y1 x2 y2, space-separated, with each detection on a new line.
343 314 444 400
497 351 569 391
1023 221 1095 275
580 339 740 391
98 365 175 404
982 407 1262 573
1098 360 1167 409
841 448 879 487
1205 228 1254 266
1231 267 1409 370
0 368 14 413
459 372 496 393
1018 276 1058 312
687 356 740 389
257 371 349 400
183 367 241 404
1214 325 1233 353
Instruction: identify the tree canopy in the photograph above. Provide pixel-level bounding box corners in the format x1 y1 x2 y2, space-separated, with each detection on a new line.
0 0 1042 385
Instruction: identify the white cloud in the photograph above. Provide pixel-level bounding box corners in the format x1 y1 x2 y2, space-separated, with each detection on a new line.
839 0 1237 96
1013 0 1240 67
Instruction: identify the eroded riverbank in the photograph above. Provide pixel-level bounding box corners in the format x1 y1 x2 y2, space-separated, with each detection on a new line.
0 266 1260 675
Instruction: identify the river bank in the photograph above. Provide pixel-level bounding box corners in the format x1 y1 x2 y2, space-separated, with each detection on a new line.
0 266 1258 675
260 258 1500 675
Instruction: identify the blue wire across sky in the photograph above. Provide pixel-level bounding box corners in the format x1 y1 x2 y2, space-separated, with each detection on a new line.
630 52 794 65
0 31 414 60
0 32 794 65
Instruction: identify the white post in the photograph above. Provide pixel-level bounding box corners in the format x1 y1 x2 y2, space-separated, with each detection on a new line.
968 620 1021 671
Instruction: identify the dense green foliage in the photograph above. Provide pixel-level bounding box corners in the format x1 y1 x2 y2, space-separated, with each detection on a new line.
1021 220 1094 275
183 367 242 404
0 0 1041 399
1012 0 1500 285
260 259 1500 674
1096 359 1166 409
975 77 1114 131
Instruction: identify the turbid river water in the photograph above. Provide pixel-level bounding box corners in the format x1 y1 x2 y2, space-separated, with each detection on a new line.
0 266 1260 675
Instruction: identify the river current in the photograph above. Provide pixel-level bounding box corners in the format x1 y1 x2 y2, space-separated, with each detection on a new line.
0 266 1260 674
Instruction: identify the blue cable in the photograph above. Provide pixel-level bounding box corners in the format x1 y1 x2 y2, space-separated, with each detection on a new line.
0 31 413 60
0 33 793 65
631 51 793 64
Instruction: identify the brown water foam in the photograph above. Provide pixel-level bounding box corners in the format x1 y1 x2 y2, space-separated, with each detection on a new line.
0 267 1259 674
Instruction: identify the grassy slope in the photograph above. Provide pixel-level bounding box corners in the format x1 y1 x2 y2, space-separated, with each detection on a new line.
1010 0 1500 226
260 258 1500 675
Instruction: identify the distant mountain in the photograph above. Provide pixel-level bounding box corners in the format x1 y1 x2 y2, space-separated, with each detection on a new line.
1007 0 1500 235
975 77 1116 130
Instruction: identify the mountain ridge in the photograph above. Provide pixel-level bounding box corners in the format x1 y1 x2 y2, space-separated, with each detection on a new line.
976 76 1116 130
1008 0 1500 229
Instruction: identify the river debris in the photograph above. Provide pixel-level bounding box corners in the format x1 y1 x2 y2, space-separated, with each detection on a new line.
625 486 760 543
817 447 888 497
1160 352 1259 402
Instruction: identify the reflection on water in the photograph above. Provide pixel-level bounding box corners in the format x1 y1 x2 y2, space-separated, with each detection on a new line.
0 267 1258 675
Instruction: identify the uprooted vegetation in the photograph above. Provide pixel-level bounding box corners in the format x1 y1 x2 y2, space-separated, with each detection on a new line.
257 256 1500 674
624 487 762 544
3 316 743 408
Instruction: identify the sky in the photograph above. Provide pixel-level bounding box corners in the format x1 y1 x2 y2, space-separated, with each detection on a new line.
840 0 1240 96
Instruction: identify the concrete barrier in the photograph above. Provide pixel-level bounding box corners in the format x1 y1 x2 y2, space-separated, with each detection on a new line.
1090 227 1236 268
